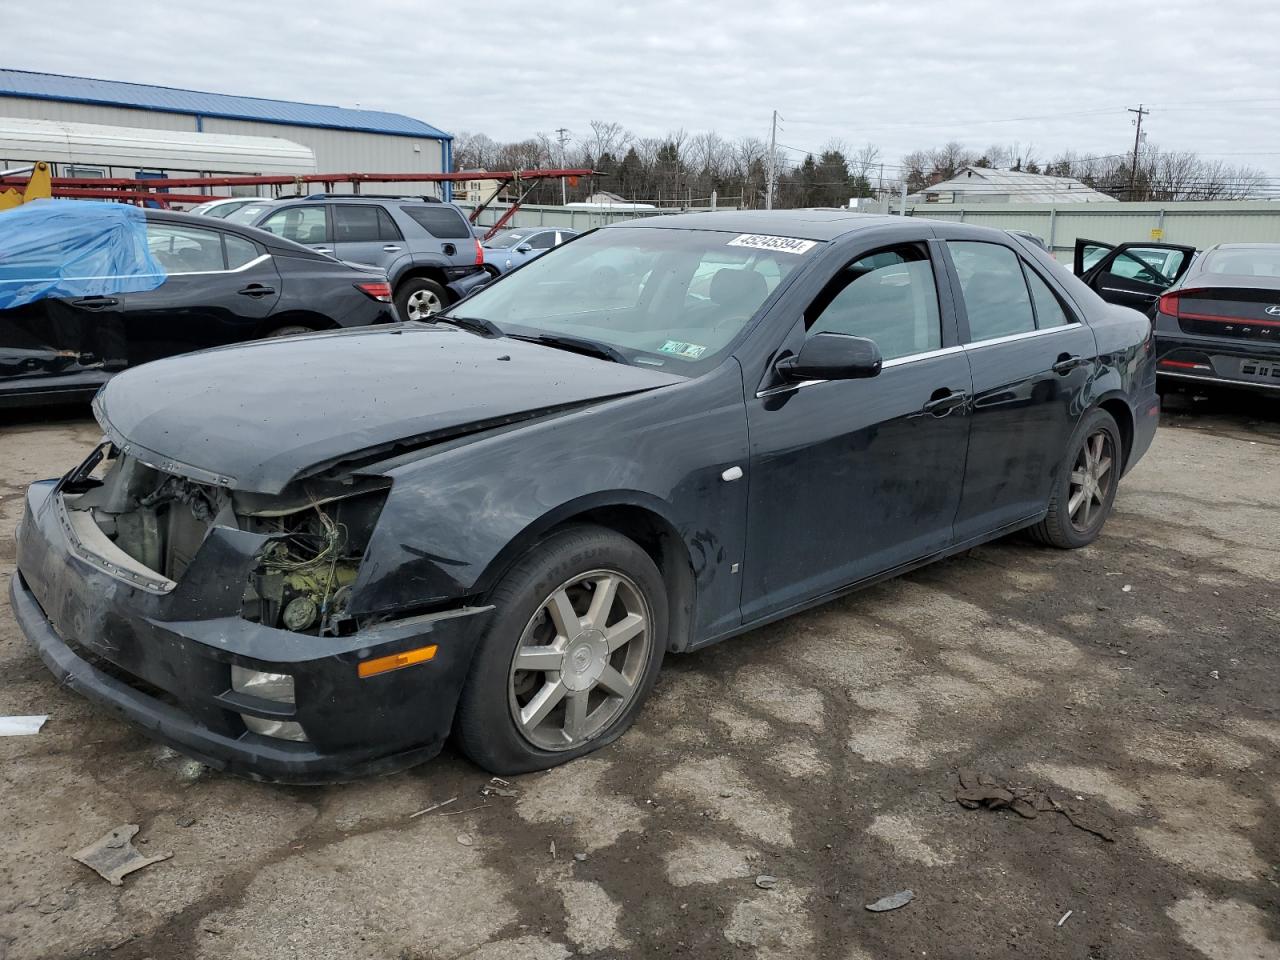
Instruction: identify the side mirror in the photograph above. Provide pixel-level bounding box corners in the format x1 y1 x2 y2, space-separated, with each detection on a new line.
776 332 882 381
515 244 533 254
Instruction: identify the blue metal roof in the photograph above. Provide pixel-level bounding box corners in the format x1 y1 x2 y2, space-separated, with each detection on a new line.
0 69 450 140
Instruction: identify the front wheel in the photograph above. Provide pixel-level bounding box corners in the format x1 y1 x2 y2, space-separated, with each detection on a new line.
454 525 667 775
1030 408 1122 549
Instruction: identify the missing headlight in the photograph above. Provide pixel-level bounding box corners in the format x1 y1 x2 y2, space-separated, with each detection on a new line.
238 487 387 637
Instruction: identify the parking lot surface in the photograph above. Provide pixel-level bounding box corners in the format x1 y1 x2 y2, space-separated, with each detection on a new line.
2 395 1278 960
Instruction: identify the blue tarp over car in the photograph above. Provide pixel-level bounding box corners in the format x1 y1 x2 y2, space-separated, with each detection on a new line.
0 200 165 310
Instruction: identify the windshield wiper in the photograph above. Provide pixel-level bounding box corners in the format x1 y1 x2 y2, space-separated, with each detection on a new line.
432 315 504 337
509 333 629 365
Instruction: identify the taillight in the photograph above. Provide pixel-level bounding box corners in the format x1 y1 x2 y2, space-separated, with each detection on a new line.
1157 291 1180 317
474 238 485 265
355 281 392 302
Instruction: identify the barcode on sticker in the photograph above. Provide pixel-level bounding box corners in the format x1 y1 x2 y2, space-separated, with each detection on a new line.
727 234 817 255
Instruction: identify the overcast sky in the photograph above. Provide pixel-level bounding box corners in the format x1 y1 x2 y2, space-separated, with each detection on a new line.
8 0 1280 177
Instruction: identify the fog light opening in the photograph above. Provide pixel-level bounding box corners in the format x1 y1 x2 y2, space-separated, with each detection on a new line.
231 665 296 704
240 716 309 742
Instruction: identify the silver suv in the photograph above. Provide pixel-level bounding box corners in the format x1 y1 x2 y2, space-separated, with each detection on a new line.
235 196 487 320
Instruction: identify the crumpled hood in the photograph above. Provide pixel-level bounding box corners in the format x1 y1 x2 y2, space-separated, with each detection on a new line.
94 323 683 494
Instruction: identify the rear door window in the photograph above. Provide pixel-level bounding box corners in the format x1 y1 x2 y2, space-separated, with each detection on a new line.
399 205 471 239
333 205 382 243
806 243 941 360
1023 266 1072 329
948 241 1036 341
223 233 261 269
145 223 226 272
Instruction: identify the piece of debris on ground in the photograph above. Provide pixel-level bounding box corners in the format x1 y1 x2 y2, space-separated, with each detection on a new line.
0 715 47 736
755 875 777 890
479 776 519 798
72 825 172 885
949 768 1116 842
866 890 914 912
408 797 457 819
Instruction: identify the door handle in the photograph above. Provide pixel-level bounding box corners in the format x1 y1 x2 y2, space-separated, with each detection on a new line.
71 296 118 309
238 285 276 297
1052 354 1088 375
921 389 969 417
314 247 332 254
382 245 402 252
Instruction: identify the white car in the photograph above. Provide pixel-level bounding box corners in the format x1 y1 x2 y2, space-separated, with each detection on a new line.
186 197 271 219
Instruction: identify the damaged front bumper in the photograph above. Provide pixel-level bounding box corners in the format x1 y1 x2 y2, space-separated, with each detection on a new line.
12 479 493 783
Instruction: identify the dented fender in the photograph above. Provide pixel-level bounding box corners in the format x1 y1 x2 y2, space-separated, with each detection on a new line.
348 361 752 645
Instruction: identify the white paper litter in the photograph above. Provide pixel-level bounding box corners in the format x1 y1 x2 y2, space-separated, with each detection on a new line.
0 715 48 736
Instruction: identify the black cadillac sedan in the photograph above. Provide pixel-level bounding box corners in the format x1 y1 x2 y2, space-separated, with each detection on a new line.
11 211 1158 782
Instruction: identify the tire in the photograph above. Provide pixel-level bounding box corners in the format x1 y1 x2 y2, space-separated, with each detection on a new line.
1029 408 1123 549
264 324 313 338
394 278 448 322
454 524 668 775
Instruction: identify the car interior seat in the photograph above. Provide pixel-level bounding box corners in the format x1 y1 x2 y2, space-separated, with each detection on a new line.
706 268 768 327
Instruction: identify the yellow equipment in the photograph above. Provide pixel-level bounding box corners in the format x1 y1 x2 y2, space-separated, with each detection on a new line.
0 162 53 211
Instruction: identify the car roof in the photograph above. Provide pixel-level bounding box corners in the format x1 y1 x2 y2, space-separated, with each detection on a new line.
609 208 954 242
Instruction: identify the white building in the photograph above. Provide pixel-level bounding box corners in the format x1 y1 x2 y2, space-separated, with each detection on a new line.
909 166 1117 204
0 68 453 198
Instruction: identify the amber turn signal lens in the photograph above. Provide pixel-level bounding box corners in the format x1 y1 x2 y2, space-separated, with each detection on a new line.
357 644 438 678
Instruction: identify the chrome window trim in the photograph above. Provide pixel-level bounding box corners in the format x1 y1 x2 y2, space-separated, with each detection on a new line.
962 322 1083 351
8 253 271 284
754 345 965 399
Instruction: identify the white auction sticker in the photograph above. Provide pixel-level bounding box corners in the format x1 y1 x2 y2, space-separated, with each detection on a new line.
727 234 817 255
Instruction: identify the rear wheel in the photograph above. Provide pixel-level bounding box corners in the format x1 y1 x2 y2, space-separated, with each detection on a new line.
454 525 667 775
1030 408 1122 549
395 278 448 321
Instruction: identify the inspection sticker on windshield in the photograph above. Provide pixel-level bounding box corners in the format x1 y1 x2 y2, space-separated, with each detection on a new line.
727 234 817 255
659 340 708 360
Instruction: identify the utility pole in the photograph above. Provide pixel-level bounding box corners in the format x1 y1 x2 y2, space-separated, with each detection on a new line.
556 127 571 205
1127 104 1149 201
766 110 778 210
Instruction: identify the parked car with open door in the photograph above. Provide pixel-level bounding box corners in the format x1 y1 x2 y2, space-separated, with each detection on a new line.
1074 238 1197 317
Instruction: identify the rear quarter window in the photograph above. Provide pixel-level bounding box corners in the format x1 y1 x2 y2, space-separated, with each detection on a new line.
399 205 472 239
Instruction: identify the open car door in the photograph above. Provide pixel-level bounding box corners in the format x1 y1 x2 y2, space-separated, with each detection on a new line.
1075 239 1198 316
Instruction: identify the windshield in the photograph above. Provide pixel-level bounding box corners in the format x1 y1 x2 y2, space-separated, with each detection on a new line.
445 226 815 373
485 231 533 249
1203 247 1280 278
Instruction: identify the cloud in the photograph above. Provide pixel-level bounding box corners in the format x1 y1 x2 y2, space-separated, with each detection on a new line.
6 0 1278 174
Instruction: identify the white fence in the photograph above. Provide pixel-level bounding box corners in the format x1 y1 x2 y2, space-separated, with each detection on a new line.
874 199 1280 261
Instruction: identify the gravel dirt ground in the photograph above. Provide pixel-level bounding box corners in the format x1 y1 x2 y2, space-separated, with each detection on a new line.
1 391 1278 960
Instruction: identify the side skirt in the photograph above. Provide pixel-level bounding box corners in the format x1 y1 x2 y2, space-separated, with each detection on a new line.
686 512 1046 653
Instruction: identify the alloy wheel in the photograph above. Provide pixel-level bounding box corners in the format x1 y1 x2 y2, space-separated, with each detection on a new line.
405 289 442 319
508 569 652 751
1068 429 1115 532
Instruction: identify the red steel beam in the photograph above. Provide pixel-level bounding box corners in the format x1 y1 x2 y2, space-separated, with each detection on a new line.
44 187 214 205
0 168 594 191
